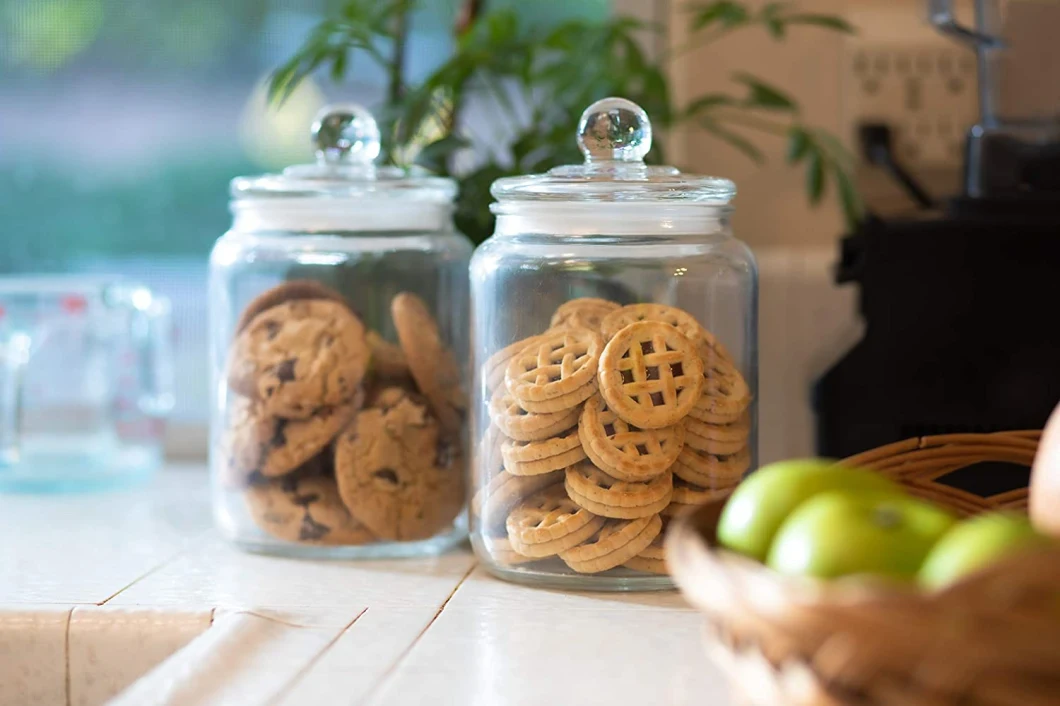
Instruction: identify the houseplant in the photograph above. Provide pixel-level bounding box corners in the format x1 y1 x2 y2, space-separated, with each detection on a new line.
270 0 859 244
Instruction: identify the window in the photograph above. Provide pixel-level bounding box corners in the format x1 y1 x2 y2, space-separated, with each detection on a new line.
0 0 609 426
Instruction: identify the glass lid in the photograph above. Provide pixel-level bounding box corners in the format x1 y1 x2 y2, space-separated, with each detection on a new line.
490 97 736 205
231 103 457 202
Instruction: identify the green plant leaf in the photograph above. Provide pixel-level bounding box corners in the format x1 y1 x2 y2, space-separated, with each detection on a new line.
786 127 810 163
835 168 864 228
414 134 470 173
330 50 348 81
785 14 855 33
806 150 825 203
733 72 797 112
689 1 751 30
765 17 786 38
486 9 518 45
700 118 764 163
684 93 738 116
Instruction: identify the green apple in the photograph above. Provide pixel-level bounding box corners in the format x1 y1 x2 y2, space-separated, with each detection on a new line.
918 512 1051 590
717 459 899 561
767 491 957 580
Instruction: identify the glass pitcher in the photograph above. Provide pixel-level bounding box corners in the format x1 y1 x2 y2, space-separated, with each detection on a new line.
0 277 173 492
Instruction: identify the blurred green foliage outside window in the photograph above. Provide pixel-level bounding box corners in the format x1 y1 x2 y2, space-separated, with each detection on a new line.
0 0 607 273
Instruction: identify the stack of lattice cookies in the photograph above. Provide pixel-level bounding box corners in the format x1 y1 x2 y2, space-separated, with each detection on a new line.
222 281 465 547
474 299 751 575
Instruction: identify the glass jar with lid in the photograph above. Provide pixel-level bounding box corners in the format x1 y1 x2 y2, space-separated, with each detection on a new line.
469 97 757 589
210 104 471 558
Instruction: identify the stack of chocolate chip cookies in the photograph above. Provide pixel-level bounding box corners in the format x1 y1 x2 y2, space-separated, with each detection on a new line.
223 281 465 547
474 299 751 575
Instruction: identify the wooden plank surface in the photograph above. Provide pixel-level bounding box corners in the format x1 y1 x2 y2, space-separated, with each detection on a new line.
0 466 733 705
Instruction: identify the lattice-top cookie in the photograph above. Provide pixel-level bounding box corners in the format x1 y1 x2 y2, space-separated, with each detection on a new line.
578 394 684 481
558 514 662 574
600 303 705 341
506 483 599 545
691 344 751 423
565 460 673 508
550 298 621 332
483 333 549 394
505 327 603 403
502 425 582 464
488 387 581 442
598 321 704 429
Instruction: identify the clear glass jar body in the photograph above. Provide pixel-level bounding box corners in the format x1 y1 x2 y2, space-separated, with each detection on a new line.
209 212 472 559
469 205 757 590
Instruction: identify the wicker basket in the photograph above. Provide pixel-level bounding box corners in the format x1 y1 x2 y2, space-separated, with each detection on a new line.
666 431 1060 706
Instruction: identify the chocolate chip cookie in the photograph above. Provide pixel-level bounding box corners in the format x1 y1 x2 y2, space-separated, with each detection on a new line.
227 393 361 479
234 280 354 334
391 292 464 433
228 299 369 420
245 474 376 545
334 387 464 541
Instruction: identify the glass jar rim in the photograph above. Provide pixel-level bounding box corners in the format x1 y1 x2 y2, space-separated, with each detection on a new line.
490 201 731 237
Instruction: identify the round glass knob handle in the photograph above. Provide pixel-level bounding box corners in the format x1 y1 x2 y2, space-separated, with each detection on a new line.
312 103 381 166
576 97 652 163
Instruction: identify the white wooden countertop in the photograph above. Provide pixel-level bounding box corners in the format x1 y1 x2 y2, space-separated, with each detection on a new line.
0 465 731 706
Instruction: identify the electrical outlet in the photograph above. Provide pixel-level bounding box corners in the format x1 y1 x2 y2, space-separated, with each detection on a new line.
841 38 980 169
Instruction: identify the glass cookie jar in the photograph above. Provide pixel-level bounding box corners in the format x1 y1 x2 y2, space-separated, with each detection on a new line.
209 104 471 558
469 97 758 590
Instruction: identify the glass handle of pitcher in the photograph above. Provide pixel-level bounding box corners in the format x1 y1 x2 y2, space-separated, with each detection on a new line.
928 0 1003 47
132 293 175 420
0 332 32 464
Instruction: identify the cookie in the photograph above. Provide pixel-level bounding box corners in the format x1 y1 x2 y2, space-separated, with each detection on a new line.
472 470 562 535
578 394 684 482
391 292 464 433
564 461 673 519
559 514 662 574
501 425 581 463
516 380 597 414
622 532 668 574
366 330 411 380
228 299 368 419
599 303 706 343
483 536 538 566
598 321 704 429
505 328 603 404
245 475 376 545
222 397 278 486
234 279 353 334
550 298 621 332
673 445 750 488
506 446 587 477
334 390 464 541
691 348 751 423
506 484 605 558
666 476 738 514
502 427 587 476
476 425 509 481
488 388 581 442
684 412 750 456
228 394 361 479
484 333 549 393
